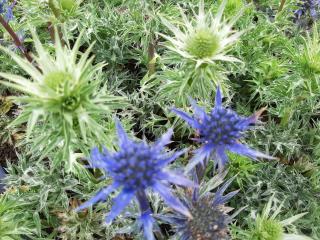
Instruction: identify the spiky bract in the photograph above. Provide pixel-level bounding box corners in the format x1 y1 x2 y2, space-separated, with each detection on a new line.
160 0 244 68
76 120 195 240
173 87 275 171
0 29 126 170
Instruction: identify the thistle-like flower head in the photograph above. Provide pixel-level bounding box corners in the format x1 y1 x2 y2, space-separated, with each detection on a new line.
0 0 4 13
160 0 244 68
247 195 312 240
295 0 320 21
173 87 275 171
0 0 15 21
0 28 125 170
163 172 238 240
76 120 196 240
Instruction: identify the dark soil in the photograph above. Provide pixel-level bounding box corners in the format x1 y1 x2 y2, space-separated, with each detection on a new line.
0 142 17 167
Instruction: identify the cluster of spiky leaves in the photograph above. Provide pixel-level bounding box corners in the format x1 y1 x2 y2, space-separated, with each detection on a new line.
161 172 238 240
156 0 244 107
0 192 36 239
0 28 127 171
230 162 320 239
0 0 320 239
233 195 313 240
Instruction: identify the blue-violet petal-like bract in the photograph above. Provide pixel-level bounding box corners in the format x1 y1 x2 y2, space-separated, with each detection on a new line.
76 120 196 240
172 87 275 172
162 172 239 240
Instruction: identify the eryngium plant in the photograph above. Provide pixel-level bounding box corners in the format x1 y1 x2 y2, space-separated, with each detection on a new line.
160 0 244 68
158 0 245 106
48 0 80 21
162 172 239 240
173 87 275 172
0 28 126 171
0 193 36 239
243 195 312 240
76 120 195 240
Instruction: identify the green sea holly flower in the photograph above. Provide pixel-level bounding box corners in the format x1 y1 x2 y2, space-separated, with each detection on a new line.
0 29 126 171
49 0 78 19
60 0 77 11
246 195 313 240
160 0 244 69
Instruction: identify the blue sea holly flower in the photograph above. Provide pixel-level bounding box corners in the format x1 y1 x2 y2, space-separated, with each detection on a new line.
0 0 7 14
0 0 15 22
172 87 275 172
5 0 15 22
161 172 239 240
295 0 320 21
76 120 196 240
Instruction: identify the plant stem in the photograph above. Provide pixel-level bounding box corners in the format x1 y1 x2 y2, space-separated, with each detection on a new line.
47 22 55 43
147 40 156 76
278 0 287 12
136 190 164 239
136 190 151 213
0 165 5 193
0 15 34 63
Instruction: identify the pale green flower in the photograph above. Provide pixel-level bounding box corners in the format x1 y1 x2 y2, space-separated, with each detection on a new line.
247 195 313 240
160 0 244 68
0 28 126 171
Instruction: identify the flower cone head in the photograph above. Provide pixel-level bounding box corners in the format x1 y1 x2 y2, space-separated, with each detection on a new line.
76 121 196 239
172 87 275 171
252 218 283 240
186 28 221 59
60 0 77 11
0 28 125 170
160 0 244 67
186 198 231 240
165 173 237 240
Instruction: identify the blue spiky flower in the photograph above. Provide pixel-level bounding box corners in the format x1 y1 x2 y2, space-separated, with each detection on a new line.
162 172 239 240
76 120 196 240
173 87 275 171
0 0 15 22
0 0 4 13
295 0 320 21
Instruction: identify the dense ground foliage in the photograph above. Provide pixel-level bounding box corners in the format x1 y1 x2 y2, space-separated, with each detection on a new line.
0 0 319 239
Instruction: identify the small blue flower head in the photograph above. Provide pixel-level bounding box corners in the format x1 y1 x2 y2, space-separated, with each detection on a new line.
0 0 15 22
162 172 239 240
0 0 6 14
76 120 196 240
173 87 275 172
295 0 320 21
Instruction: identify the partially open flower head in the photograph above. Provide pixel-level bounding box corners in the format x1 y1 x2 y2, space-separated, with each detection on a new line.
0 0 15 22
163 172 238 240
59 0 77 11
247 195 313 240
0 28 125 170
160 0 244 68
76 120 196 240
173 87 275 171
48 0 79 20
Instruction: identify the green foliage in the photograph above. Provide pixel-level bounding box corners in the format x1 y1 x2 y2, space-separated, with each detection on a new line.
227 153 262 188
4 154 123 239
0 193 35 239
0 0 319 239
233 195 312 240
231 163 320 239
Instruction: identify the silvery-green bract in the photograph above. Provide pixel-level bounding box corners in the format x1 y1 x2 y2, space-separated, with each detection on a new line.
0 29 126 171
160 0 244 68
